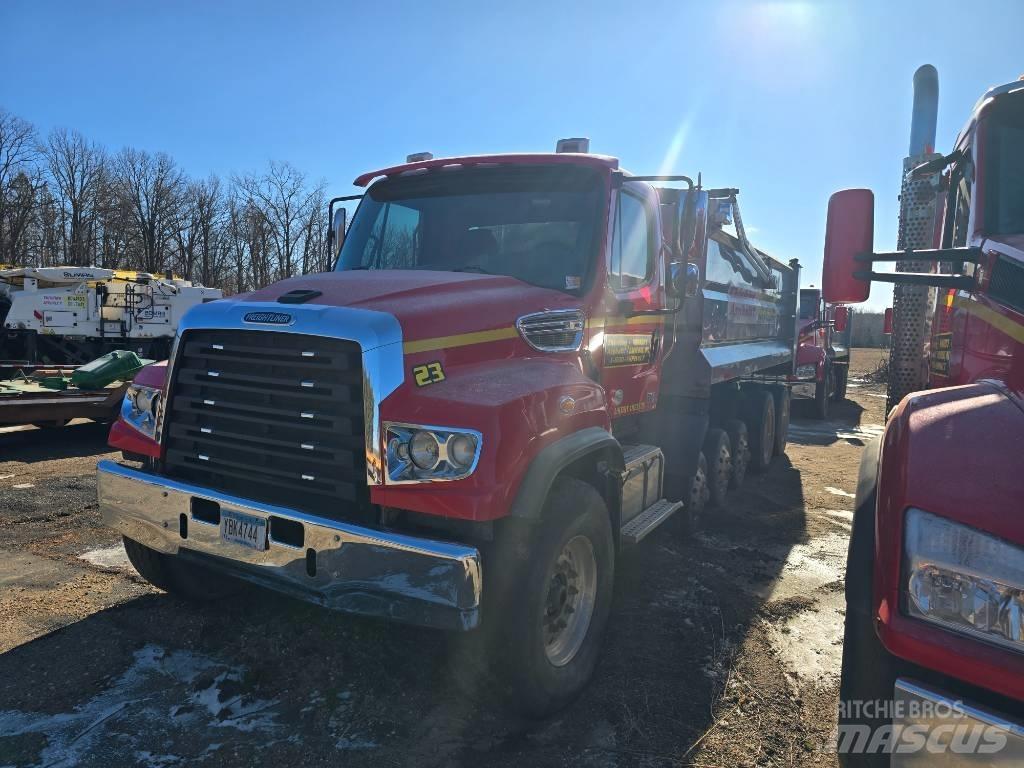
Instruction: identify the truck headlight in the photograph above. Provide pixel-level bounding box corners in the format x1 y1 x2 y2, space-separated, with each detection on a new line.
385 423 481 483
795 364 817 378
904 508 1024 652
122 383 161 439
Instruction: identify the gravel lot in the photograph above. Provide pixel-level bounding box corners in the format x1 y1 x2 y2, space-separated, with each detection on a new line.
0 350 888 768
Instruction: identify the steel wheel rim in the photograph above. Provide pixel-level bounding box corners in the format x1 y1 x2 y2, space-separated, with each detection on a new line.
543 534 597 667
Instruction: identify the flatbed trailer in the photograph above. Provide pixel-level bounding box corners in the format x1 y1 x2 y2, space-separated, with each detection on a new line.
0 377 129 426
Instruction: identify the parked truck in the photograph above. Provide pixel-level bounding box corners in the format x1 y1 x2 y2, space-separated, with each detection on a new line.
0 266 221 367
98 142 800 715
792 287 852 419
826 67 1024 763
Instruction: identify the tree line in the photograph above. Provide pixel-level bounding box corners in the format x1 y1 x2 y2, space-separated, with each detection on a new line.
0 107 333 294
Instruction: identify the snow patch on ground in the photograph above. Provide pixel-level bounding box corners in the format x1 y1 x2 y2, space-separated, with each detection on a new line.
824 487 856 499
0 645 280 767
79 544 131 569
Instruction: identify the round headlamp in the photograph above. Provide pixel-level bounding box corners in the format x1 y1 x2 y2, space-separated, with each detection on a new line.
448 434 477 468
409 431 441 470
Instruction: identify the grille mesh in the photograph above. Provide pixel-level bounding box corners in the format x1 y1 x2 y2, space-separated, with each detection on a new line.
162 329 369 521
989 256 1024 314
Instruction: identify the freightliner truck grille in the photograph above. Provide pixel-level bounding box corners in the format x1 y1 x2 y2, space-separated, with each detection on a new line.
162 329 368 520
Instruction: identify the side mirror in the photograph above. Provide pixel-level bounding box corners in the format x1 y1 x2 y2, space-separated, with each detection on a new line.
330 208 347 260
823 189 874 304
833 306 849 333
884 307 894 335
671 262 700 297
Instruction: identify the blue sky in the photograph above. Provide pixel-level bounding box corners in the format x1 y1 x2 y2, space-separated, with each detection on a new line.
2 0 1022 309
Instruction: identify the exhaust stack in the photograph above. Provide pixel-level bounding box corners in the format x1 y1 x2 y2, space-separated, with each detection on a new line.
889 65 943 412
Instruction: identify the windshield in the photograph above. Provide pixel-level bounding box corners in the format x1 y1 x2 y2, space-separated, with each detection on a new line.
337 165 604 293
799 290 820 320
985 95 1024 235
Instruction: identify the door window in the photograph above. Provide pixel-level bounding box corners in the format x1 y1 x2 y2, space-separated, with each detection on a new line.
610 191 653 291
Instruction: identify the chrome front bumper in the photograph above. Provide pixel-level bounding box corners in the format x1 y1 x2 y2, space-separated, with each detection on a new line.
97 460 482 631
892 678 1024 766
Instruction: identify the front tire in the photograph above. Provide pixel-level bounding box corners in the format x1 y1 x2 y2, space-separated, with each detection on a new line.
503 477 615 717
123 536 240 601
833 365 848 402
747 390 776 473
815 365 832 420
772 386 790 456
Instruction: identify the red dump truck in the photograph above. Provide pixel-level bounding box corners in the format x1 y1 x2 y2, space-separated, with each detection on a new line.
792 287 852 418
825 67 1024 764
99 142 801 715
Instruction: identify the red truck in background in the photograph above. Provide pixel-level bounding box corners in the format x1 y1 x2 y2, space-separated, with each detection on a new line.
101 141 802 715
825 66 1024 764
792 287 852 419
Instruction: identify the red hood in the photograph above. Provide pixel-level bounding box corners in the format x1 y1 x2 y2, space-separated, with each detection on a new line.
244 271 581 344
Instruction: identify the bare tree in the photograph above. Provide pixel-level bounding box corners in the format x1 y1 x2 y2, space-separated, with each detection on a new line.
235 161 323 283
1 106 335 292
0 110 39 262
115 147 185 274
45 128 107 265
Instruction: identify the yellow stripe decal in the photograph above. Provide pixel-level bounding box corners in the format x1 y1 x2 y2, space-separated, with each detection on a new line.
403 326 519 355
953 296 1024 344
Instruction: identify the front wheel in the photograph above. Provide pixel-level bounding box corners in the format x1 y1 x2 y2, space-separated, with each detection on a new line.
815 365 832 420
747 390 776 473
832 365 848 402
123 536 241 601
503 477 615 717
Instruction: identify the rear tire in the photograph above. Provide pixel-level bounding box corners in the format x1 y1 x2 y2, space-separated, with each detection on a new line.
502 477 615 717
747 390 775 473
123 536 241 601
703 429 731 507
725 420 749 488
678 451 709 534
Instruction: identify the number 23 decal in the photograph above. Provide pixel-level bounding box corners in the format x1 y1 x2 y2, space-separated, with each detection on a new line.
412 361 445 387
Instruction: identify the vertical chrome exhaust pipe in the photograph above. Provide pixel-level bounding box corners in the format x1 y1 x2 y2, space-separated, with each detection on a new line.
889 64 943 412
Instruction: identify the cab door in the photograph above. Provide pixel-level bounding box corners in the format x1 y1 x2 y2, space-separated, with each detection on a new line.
596 182 668 420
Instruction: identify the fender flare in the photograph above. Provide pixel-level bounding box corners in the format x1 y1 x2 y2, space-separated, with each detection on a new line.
845 434 881 618
508 427 624 519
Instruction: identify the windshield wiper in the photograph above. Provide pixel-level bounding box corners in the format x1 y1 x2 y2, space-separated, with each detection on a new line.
451 265 492 274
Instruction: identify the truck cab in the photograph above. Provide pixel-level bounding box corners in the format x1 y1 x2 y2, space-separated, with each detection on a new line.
101 144 799 715
792 287 852 418
823 71 1024 764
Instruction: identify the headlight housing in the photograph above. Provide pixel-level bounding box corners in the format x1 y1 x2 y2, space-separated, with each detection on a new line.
904 507 1024 652
795 363 817 379
385 423 481 483
121 383 161 440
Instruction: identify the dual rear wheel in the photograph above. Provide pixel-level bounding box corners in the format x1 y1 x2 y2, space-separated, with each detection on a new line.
684 386 788 529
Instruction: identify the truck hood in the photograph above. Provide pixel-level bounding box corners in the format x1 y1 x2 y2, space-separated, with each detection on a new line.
243 270 581 346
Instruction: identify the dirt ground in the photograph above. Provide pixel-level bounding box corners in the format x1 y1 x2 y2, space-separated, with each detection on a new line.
0 349 889 768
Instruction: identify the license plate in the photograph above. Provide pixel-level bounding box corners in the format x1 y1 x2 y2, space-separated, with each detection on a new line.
220 509 267 551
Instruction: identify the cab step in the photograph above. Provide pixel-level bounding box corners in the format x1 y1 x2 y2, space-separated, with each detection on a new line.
620 498 684 545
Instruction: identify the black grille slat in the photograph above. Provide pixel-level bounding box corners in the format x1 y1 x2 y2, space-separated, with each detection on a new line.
166 425 357 468
163 329 368 519
166 421 361 453
182 339 353 369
